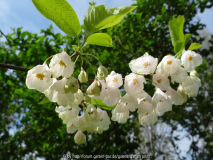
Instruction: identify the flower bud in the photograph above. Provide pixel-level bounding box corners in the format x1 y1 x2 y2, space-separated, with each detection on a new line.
190 70 199 78
97 65 108 80
78 69 88 83
177 85 187 103
64 77 79 94
84 95 91 103
86 79 102 97
74 130 86 145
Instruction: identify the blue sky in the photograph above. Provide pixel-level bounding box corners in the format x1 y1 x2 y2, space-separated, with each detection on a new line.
1 0 212 35
0 0 133 35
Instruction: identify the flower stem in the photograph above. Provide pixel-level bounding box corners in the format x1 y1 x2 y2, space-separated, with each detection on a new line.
80 56 84 68
43 55 54 64
145 78 158 86
74 55 79 65
80 55 97 77
81 53 102 65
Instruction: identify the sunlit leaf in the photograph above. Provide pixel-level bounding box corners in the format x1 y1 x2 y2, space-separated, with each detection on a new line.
84 5 137 33
38 97 51 105
32 0 81 37
86 33 113 47
91 99 116 110
168 15 185 46
188 43 202 51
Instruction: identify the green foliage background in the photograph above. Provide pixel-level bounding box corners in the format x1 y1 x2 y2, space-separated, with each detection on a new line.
0 0 213 159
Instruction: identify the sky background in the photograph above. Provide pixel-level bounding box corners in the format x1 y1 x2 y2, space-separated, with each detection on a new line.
0 0 213 159
0 0 213 35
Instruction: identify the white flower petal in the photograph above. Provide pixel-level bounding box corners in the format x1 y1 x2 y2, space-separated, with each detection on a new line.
129 52 158 74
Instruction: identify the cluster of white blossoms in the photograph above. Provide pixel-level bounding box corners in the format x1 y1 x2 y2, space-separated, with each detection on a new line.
91 51 202 126
26 49 203 145
26 50 111 145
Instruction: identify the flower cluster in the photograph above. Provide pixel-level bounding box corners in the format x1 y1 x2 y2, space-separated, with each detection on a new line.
26 49 202 145
26 50 111 145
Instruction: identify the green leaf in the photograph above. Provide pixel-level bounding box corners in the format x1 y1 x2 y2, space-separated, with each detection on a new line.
7 80 13 86
168 15 185 46
188 43 202 51
86 33 113 47
84 5 137 33
184 34 191 46
32 0 81 37
91 99 116 110
156 15 163 21
72 45 80 51
38 97 51 105
161 5 166 15
174 40 184 53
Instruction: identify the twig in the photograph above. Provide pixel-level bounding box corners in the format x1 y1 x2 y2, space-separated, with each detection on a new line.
0 63 29 72
0 63 96 81
0 29 12 47
70 51 78 58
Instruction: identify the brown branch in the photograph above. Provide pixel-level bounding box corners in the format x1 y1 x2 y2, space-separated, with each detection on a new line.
70 51 78 58
0 63 29 72
0 29 12 47
0 63 96 83
0 51 79 73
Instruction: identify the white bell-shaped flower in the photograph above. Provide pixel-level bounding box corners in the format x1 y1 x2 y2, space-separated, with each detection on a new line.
190 70 199 77
152 88 172 116
181 50 203 72
56 105 80 125
177 85 188 103
102 88 121 106
84 104 97 121
166 87 184 105
121 93 139 112
26 64 53 92
124 73 146 95
74 113 88 132
71 89 84 106
85 121 97 133
44 78 74 106
111 102 129 123
49 51 74 78
129 52 158 74
95 108 111 134
66 123 77 134
138 111 158 126
106 71 123 89
171 67 188 83
137 92 153 114
182 76 201 97
152 73 170 91
156 55 181 76
74 130 86 145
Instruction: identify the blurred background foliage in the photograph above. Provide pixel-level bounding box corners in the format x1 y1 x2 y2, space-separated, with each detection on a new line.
0 0 213 159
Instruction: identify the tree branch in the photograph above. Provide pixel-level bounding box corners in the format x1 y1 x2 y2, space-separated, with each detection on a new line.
0 63 96 82
0 63 29 72
0 29 12 47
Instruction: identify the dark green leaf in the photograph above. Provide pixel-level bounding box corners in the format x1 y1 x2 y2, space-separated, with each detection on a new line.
161 5 166 15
